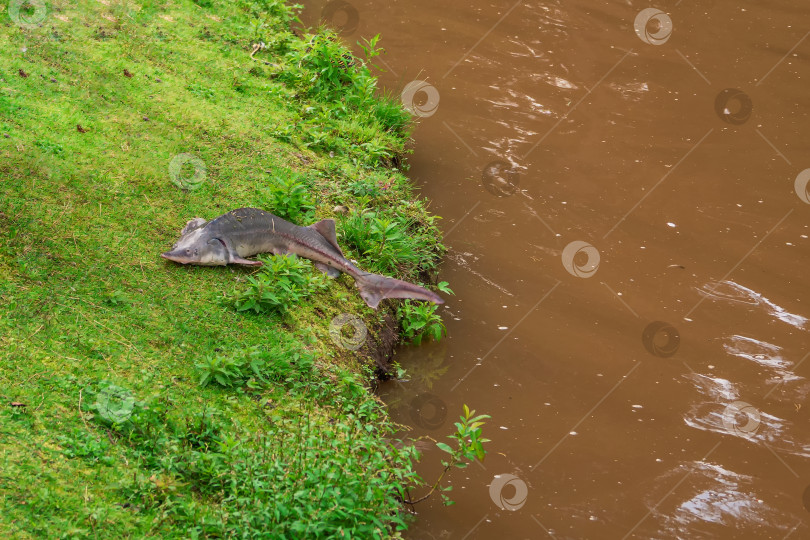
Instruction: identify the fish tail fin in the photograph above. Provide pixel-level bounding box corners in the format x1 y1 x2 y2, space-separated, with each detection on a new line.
355 273 444 309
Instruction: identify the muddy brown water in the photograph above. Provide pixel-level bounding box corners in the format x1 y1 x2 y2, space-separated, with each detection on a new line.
300 1 810 537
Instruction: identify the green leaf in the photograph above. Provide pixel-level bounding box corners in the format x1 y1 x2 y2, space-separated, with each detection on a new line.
436 442 453 454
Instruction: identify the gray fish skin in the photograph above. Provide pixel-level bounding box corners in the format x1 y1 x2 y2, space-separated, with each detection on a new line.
161 207 444 309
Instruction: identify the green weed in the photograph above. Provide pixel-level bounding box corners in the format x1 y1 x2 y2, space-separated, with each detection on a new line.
398 283 453 344
230 254 327 315
339 209 443 276
258 172 316 222
404 405 491 506
58 429 114 465
196 344 315 389
347 177 384 199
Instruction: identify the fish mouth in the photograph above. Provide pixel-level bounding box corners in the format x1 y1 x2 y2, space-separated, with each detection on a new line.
161 251 192 264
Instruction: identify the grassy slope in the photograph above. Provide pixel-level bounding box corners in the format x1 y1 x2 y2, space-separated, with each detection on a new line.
0 0 445 537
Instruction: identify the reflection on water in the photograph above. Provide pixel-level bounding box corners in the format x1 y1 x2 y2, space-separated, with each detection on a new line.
683 396 810 459
684 373 738 402
643 461 802 538
723 335 808 397
724 335 792 374
682 334 810 458
383 342 452 432
698 281 809 330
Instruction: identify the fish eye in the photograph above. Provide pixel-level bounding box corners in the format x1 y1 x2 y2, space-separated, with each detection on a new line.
194 249 198 256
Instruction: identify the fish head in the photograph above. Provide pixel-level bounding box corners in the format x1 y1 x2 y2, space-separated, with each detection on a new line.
161 227 230 266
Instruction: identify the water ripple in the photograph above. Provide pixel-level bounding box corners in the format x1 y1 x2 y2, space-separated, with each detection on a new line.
698 280 809 330
642 461 803 537
682 398 810 458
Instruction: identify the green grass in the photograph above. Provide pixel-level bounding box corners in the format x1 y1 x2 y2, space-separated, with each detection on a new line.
397 281 454 345
229 253 328 316
0 0 449 537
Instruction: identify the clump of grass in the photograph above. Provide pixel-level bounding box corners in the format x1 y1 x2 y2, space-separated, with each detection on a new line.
347 177 384 199
257 171 316 222
196 344 314 389
340 210 415 274
230 254 327 315
344 170 396 201
339 209 443 276
58 429 114 465
398 282 454 345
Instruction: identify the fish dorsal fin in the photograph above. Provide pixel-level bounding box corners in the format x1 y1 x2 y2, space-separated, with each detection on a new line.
181 217 207 236
309 219 344 256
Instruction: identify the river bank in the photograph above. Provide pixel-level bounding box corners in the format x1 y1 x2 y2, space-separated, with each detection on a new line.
0 1 447 537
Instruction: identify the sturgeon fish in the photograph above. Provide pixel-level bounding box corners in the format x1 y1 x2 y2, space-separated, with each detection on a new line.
161 207 444 309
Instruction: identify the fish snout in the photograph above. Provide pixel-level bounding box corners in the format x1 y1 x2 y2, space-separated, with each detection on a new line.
161 249 193 264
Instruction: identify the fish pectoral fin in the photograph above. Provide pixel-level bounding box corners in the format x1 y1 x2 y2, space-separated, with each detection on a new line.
309 219 344 256
230 255 263 266
313 261 341 278
220 240 264 266
181 217 207 235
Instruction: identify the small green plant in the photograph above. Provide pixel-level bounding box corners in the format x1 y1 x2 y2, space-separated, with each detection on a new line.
258 174 315 223
340 210 426 275
404 405 490 506
359 138 393 164
230 254 326 315
339 205 444 276
59 428 114 465
196 353 244 388
249 17 267 40
294 33 357 101
358 34 384 68
105 289 130 306
391 361 408 381
196 345 315 389
398 301 447 346
186 83 215 100
397 282 452 344
34 139 64 156
346 178 383 199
